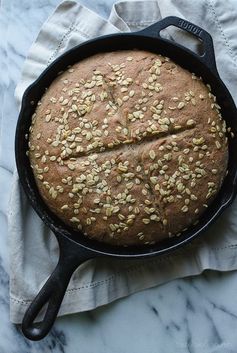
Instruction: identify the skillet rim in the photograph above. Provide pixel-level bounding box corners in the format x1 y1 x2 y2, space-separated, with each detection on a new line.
15 30 237 258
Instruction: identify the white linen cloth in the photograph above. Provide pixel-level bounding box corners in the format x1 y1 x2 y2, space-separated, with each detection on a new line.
8 0 237 323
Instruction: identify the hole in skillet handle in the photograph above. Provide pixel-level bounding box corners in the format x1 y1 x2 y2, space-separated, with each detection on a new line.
159 26 205 57
139 16 219 78
21 235 95 341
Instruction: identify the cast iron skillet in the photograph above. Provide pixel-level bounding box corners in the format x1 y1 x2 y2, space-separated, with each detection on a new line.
15 16 237 341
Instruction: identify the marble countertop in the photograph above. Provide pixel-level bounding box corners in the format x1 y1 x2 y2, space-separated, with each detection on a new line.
1 0 237 352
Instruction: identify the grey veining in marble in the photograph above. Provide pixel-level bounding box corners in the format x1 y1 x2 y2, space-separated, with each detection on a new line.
2 272 237 352
1 0 237 352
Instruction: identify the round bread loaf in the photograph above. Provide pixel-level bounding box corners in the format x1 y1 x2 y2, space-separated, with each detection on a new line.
28 50 228 246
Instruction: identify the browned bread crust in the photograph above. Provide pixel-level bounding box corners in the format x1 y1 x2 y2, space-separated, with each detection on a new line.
28 50 228 245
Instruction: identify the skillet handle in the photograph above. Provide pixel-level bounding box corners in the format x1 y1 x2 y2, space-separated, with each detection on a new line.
21 235 95 341
140 16 218 77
